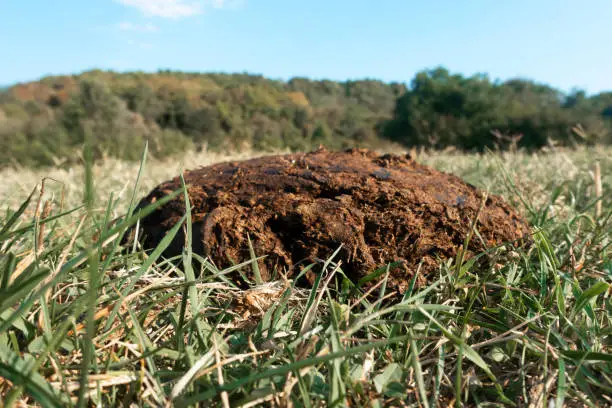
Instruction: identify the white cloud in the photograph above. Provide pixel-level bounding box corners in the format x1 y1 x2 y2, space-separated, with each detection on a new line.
115 0 203 18
209 0 244 9
209 0 228 8
117 22 159 32
114 0 243 18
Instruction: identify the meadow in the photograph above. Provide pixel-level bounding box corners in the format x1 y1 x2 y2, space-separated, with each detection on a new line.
0 145 610 407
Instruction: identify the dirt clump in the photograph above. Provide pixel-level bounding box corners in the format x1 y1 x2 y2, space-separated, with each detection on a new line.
130 148 531 291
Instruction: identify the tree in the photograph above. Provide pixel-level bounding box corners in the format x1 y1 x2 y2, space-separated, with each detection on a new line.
185 106 222 146
61 79 123 138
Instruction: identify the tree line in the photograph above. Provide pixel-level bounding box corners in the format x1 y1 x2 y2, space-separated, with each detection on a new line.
0 67 610 167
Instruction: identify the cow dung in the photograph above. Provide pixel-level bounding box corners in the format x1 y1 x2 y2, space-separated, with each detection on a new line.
129 147 531 291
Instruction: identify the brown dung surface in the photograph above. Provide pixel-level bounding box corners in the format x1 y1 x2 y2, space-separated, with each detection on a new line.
130 148 531 290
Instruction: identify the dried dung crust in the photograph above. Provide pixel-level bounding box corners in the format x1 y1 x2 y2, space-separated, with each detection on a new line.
131 148 530 290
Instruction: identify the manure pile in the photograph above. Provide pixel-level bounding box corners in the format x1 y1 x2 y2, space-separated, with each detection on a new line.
130 148 530 290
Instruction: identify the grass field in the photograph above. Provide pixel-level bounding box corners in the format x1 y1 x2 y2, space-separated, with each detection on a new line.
0 146 610 407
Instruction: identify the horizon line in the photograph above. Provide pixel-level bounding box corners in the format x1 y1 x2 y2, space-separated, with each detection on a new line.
2 66 610 96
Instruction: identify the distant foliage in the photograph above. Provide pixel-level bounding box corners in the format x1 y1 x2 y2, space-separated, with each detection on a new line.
0 67 610 167
384 68 612 149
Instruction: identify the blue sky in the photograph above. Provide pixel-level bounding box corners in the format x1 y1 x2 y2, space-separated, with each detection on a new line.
1 0 611 94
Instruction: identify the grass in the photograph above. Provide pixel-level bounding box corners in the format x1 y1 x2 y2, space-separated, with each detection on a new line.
0 145 610 407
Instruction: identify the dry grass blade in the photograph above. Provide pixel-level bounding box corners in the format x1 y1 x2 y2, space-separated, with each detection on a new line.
50 372 139 394
170 350 215 400
593 161 602 218
214 336 230 408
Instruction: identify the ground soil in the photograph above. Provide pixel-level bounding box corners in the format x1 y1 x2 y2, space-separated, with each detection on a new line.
129 147 531 291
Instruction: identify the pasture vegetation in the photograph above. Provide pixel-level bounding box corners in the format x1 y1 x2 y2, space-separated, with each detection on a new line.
2 67 612 168
0 145 610 407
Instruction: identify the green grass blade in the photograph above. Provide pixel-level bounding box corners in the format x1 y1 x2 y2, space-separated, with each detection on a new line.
409 333 430 408
570 281 609 319
103 213 187 331
247 233 263 285
0 186 36 238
